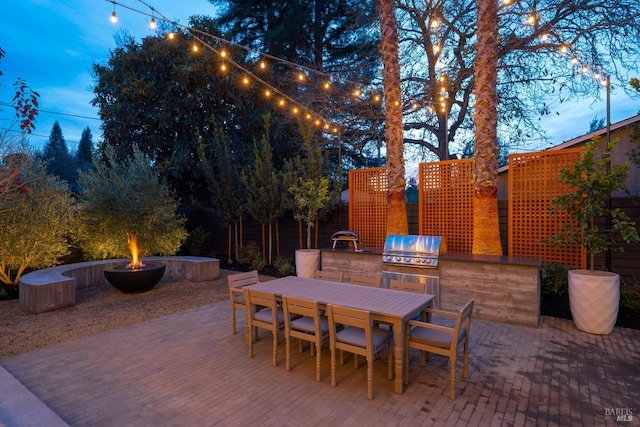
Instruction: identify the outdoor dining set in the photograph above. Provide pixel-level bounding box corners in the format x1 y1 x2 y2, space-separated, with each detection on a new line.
227 270 474 400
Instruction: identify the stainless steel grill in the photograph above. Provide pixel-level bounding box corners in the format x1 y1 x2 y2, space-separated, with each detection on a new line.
382 235 446 268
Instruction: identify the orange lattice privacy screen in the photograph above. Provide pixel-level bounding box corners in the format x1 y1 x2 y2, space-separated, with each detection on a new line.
508 149 586 268
349 168 388 248
418 159 475 253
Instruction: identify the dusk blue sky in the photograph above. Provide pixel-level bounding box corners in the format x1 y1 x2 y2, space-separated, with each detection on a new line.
1 0 639 156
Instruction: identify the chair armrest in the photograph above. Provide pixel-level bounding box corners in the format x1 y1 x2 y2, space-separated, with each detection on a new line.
407 319 455 334
423 308 457 318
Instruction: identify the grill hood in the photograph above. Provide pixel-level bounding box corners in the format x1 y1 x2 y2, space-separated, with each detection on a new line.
382 235 446 268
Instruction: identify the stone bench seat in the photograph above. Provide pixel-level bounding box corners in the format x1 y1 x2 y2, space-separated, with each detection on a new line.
19 256 220 314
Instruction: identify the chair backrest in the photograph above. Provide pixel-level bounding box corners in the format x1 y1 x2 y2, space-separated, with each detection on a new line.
244 288 279 327
327 304 372 353
349 275 381 287
390 279 425 294
456 299 475 340
282 296 323 335
314 270 343 283
228 270 259 291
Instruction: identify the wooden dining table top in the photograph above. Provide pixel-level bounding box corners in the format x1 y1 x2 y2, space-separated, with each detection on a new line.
246 275 434 321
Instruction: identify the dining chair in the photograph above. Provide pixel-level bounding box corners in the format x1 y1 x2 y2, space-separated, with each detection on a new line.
227 270 259 336
244 288 285 367
404 299 474 400
282 296 329 381
314 270 344 283
389 279 426 294
327 304 393 400
349 274 381 287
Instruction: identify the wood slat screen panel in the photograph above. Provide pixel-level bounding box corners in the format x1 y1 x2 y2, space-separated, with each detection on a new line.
348 168 388 248
508 149 586 268
418 159 475 253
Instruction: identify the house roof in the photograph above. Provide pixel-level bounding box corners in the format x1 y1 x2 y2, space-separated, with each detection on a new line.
498 113 640 173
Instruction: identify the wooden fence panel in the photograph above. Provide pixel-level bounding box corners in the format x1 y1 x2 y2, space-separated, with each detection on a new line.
348 168 388 248
508 149 586 269
418 159 475 253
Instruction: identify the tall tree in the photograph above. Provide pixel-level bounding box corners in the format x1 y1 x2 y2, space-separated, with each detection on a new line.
92 21 298 206
472 0 502 255
42 121 74 182
377 0 408 235
208 0 385 166
395 0 640 160
76 126 93 173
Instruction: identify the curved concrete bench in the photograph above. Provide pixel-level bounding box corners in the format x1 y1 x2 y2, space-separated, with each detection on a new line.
19 256 220 314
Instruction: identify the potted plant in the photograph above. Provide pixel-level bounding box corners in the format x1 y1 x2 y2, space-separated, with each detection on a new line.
289 176 331 278
547 135 639 334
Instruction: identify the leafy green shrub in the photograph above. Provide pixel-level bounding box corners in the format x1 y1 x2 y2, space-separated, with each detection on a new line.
273 257 295 276
76 146 187 259
238 242 262 265
182 226 211 256
621 276 640 313
541 263 570 296
0 158 77 285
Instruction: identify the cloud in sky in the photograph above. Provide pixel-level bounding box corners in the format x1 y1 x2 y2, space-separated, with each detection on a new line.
1 0 638 154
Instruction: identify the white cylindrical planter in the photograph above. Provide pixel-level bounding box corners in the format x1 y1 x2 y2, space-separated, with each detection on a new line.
568 269 619 335
295 249 320 278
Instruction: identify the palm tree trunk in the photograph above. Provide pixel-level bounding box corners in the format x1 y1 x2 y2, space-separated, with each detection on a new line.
377 0 408 236
473 0 503 255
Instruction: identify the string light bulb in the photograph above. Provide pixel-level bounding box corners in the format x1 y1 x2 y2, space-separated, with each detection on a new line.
149 17 157 30
192 44 199 52
167 31 175 40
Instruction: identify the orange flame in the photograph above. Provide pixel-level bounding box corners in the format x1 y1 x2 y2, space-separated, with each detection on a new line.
128 236 145 269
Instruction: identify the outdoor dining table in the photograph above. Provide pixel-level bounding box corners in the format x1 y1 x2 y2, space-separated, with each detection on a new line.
245 275 435 394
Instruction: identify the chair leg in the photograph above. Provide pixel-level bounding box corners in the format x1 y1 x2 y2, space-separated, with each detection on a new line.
285 336 292 372
449 354 457 400
331 348 337 387
387 342 393 380
462 342 469 379
315 341 322 382
367 357 374 400
231 304 236 335
272 330 279 367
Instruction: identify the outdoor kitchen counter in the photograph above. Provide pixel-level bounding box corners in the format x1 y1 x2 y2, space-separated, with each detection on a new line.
321 249 542 327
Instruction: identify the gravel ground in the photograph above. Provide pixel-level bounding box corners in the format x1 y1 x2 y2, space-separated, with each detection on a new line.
0 269 272 359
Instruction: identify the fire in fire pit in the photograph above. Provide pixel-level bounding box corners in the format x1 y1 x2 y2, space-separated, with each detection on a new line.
103 236 166 293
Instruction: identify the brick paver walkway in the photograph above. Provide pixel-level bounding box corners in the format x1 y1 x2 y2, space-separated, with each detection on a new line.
1 299 639 426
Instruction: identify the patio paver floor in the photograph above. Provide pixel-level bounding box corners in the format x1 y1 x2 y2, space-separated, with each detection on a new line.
1 298 639 426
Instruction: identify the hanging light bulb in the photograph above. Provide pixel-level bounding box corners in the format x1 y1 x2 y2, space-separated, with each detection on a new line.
259 61 267 70
242 76 250 85
110 1 117 23
149 17 157 30
220 50 227 58
220 63 227 72
323 81 331 90
571 56 578 64
192 44 199 52
265 89 272 97
527 14 536 25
